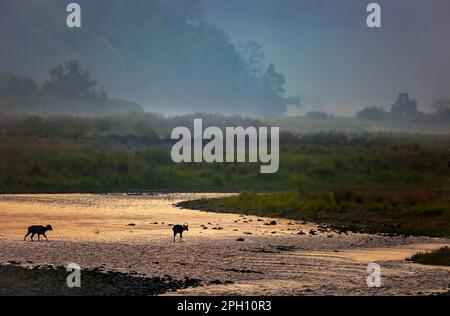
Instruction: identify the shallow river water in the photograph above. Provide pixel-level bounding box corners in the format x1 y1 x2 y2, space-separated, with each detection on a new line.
0 193 449 296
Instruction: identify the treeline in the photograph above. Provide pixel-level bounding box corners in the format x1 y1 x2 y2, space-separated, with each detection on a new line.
0 113 262 140
3 114 450 148
294 93 450 123
357 93 450 122
0 61 143 115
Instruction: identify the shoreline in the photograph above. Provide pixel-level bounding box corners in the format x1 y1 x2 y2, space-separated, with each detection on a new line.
176 193 450 238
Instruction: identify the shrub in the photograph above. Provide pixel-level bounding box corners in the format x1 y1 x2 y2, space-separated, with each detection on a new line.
356 106 387 120
407 247 450 266
306 111 329 120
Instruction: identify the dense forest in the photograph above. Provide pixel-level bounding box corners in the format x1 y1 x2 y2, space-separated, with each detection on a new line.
0 0 297 115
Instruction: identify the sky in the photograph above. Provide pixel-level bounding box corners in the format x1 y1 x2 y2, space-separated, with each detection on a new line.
203 0 450 115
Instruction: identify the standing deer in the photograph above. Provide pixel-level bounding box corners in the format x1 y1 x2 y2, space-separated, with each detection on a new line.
173 224 188 242
24 225 53 241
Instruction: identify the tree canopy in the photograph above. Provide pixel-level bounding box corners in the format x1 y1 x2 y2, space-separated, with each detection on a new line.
0 62 142 115
391 93 418 116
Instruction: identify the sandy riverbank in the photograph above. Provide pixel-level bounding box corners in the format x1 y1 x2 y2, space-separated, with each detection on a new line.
0 193 449 296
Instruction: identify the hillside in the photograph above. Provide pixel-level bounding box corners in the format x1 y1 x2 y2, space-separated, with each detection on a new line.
0 0 292 115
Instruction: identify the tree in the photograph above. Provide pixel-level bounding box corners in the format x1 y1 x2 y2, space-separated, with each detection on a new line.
431 97 450 121
391 93 418 116
431 98 450 113
357 106 387 120
43 61 107 102
236 40 266 78
166 0 203 23
264 64 286 96
0 73 38 98
285 96 302 108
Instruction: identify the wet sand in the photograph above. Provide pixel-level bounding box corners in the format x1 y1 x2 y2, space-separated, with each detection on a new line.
0 193 449 296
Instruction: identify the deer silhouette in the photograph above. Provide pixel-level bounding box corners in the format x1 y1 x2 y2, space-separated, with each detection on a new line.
173 224 189 242
24 225 53 241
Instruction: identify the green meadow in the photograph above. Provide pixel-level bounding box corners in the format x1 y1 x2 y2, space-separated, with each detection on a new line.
0 127 448 193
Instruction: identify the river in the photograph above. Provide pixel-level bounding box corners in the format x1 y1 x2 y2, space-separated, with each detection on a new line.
0 193 449 295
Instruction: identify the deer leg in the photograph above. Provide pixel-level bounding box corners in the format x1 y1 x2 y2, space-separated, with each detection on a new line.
173 232 176 242
24 232 30 241
38 234 41 241
43 233 48 241
31 233 35 241
180 232 183 242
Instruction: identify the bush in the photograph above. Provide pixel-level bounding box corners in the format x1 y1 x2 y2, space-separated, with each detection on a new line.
357 106 387 121
306 111 329 120
407 247 450 266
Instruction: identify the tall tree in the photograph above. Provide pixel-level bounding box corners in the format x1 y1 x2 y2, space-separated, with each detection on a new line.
264 64 286 96
431 98 450 113
236 41 266 78
391 93 418 116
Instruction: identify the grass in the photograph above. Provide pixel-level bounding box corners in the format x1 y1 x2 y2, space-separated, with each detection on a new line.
0 132 448 193
271 116 450 135
407 247 450 266
178 190 450 237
